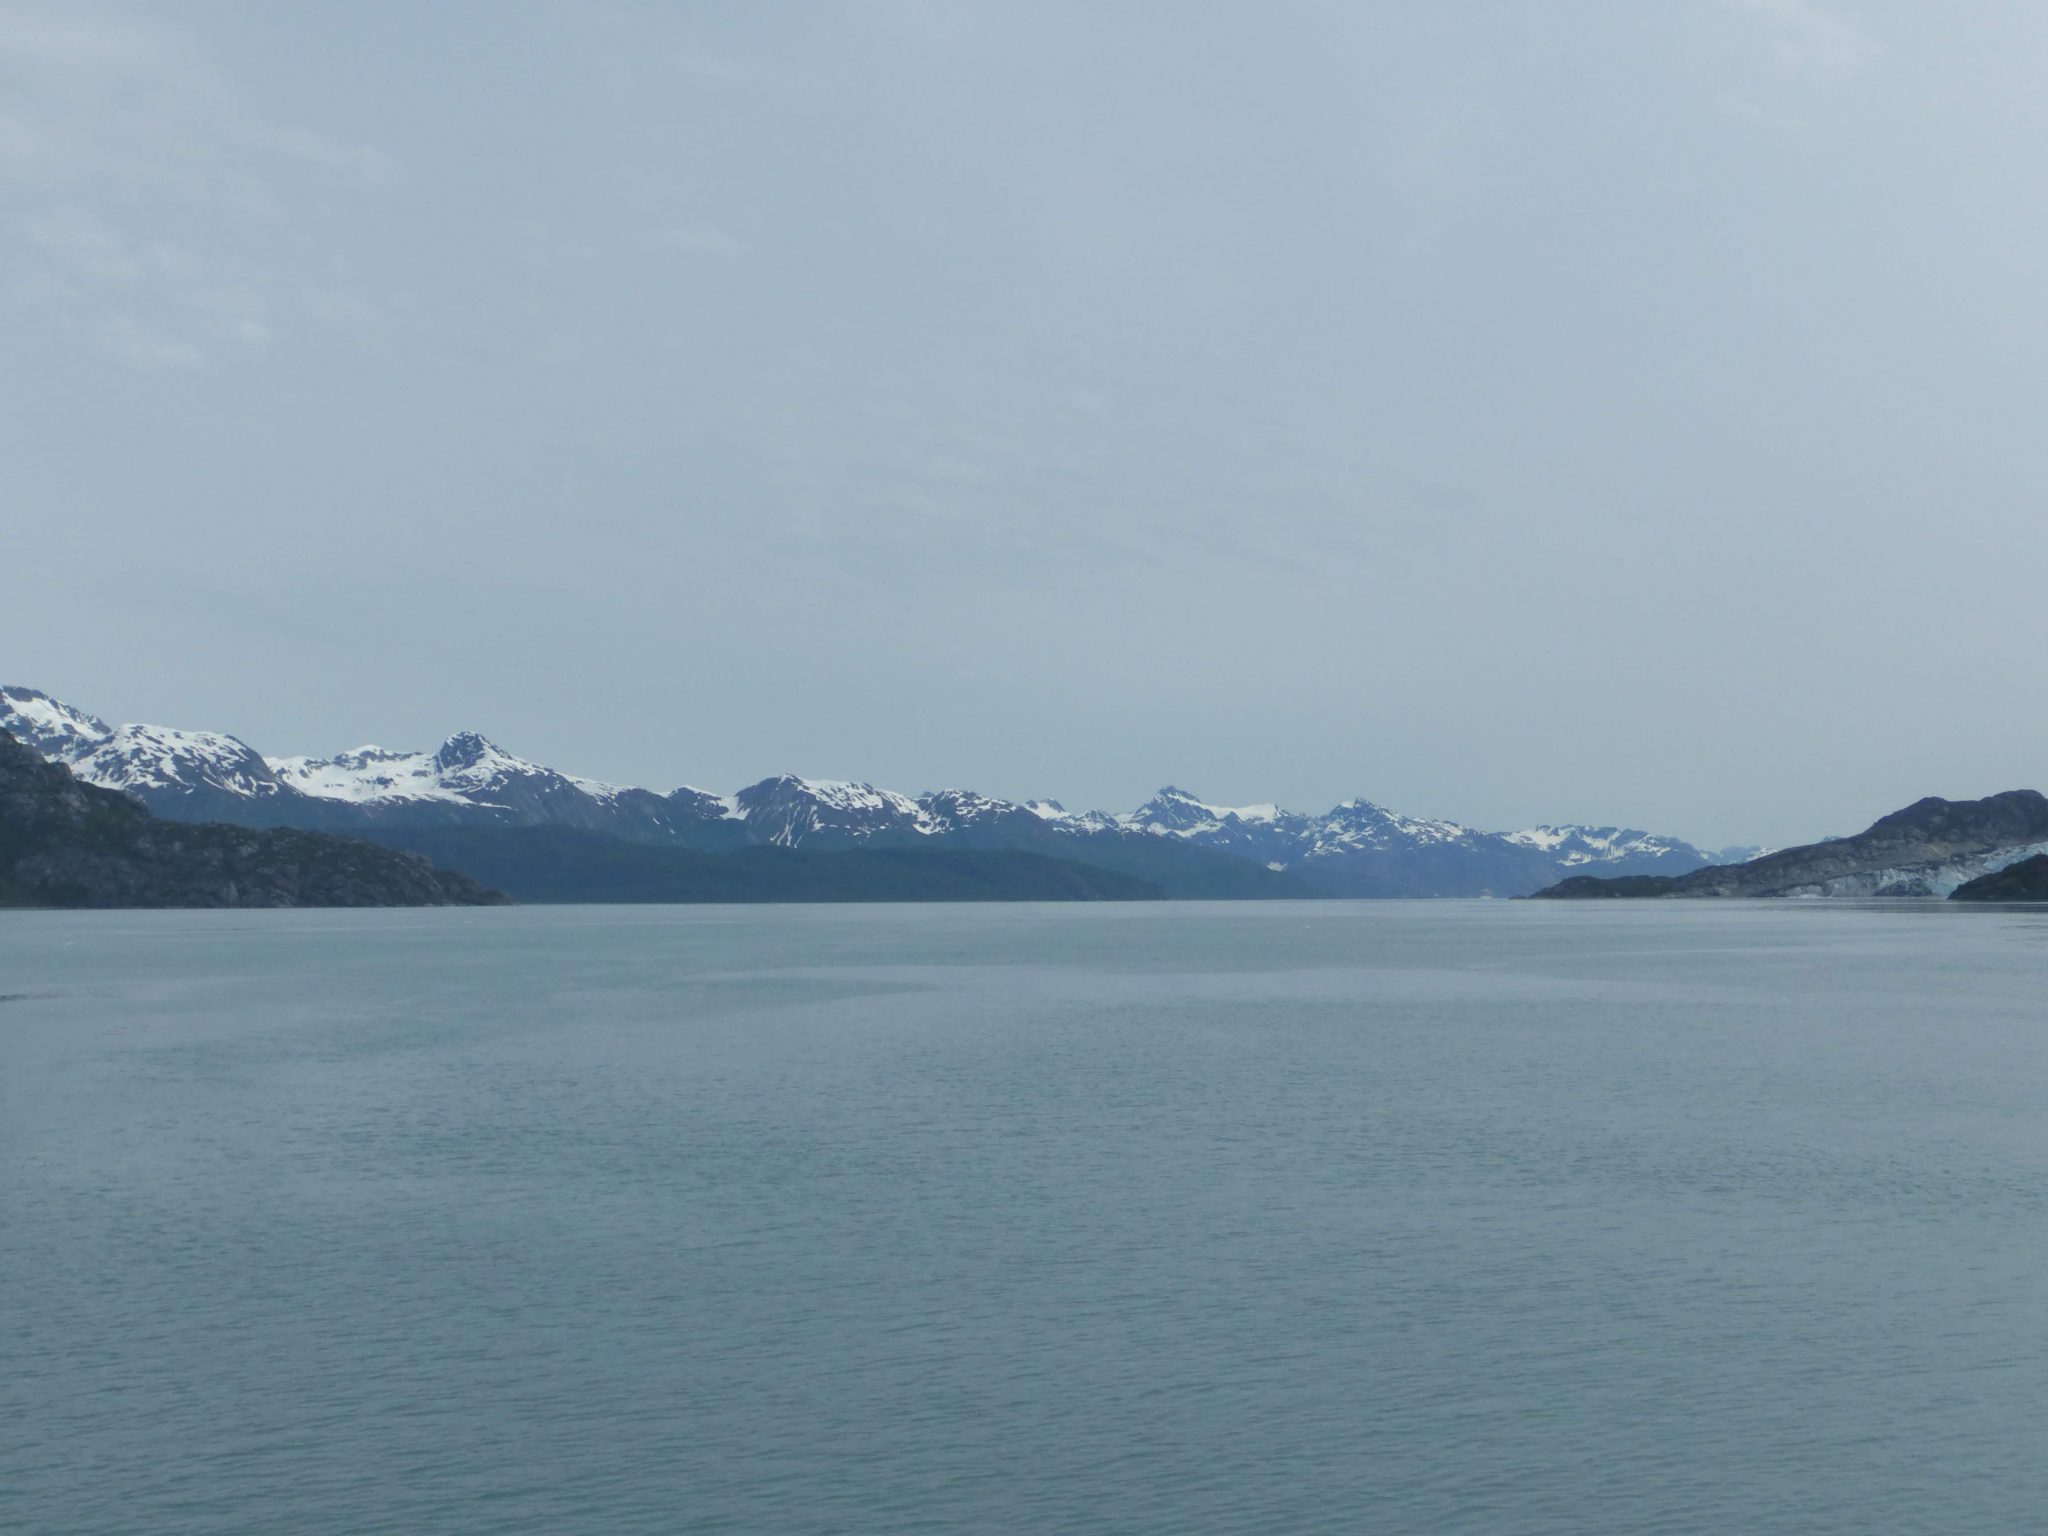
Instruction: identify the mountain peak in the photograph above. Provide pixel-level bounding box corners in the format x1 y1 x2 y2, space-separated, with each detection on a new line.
1862 790 2048 844
0 685 114 760
432 731 505 772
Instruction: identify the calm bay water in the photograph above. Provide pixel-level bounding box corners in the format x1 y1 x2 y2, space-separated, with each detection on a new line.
5 899 2048 1534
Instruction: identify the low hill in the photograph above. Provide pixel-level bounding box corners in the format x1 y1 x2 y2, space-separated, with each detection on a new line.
1533 790 2048 900
0 728 506 909
361 825 1168 903
1527 874 1683 899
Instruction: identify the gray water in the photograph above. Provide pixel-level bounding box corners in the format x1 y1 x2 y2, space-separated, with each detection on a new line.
5 901 2048 1535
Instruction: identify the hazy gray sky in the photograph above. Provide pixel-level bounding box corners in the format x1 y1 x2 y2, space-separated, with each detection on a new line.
6 1 2046 845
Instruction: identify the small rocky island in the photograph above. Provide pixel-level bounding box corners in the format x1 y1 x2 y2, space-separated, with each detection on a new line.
0 728 507 909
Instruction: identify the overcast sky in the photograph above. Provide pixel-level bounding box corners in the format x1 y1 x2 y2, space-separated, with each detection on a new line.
6 1 2046 846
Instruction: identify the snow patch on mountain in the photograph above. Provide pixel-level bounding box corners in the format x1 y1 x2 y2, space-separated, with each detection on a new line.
1506 824 1698 868
731 775 934 846
1121 786 1285 837
269 731 636 813
916 789 1016 833
1311 799 1475 851
271 745 465 805
0 686 112 760
76 723 288 800
1022 799 1118 832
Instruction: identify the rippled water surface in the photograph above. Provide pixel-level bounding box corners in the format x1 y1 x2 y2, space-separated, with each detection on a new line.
7 900 2048 1534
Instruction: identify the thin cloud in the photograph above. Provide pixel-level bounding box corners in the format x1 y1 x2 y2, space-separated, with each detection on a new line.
1726 0 1881 84
2 4 391 371
245 123 394 187
97 314 205 371
663 224 747 258
23 205 139 280
0 12 161 72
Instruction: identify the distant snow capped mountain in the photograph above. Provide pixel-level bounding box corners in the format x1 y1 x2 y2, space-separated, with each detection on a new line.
1112 788 1726 896
1143 793 1454 892
0 685 1740 897
0 686 112 760
1504 824 1702 868
1713 843 1772 866
920 789 1118 839
80 723 292 807
1021 798 1118 832
732 776 930 848
0 686 298 822
272 731 603 809
1123 786 1284 835
0 687 736 841
268 730 732 839
1116 787 1299 864
280 730 746 842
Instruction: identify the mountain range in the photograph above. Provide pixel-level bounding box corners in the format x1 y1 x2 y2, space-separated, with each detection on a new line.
0 685 1759 899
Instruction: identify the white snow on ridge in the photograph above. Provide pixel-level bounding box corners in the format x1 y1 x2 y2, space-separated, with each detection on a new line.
1505 824 1697 867
793 777 929 820
79 723 279 796
269 732 631 809
1119 786 1289 839
268 729 743 820
270 746 470 805
0 686 112 759
1183 799 1279 824
1022 799 1117 832
1310 799 1475 850
729 775 942 845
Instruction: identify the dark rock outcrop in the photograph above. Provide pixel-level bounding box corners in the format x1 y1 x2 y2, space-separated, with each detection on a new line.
0 728 508 909
358 826 1169 903
1950 854 2048 902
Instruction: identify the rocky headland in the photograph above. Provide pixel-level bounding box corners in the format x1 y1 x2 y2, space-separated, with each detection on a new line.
1949 854 2048 902
1532 790 2048 900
